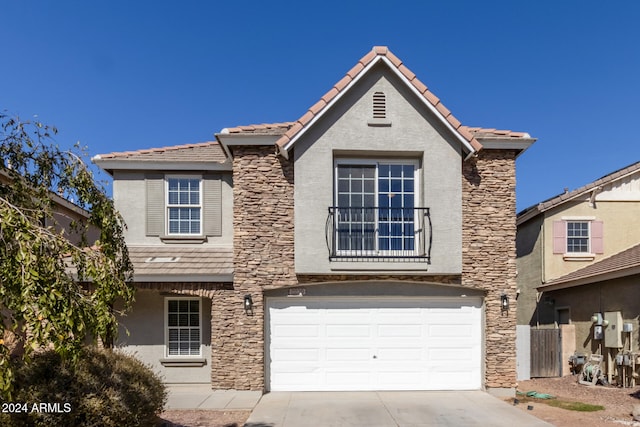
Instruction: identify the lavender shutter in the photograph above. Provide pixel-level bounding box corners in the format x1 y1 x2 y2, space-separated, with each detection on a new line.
591 221 604 254
552 220 566 254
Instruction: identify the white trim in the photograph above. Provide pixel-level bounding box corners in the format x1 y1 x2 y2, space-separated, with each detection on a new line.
165 175 203 237
164 297 203 358
560 216 596 221
281 55 477 157
134 273 233 282
333 158 421 257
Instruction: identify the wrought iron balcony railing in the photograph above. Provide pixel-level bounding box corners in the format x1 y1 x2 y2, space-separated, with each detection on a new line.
326 207 431 262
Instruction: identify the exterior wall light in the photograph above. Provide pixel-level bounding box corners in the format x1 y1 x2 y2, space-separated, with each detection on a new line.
501 293 509 311
244 294 253 314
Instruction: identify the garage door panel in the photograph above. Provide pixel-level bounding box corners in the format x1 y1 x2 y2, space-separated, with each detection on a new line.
272 348 320 361
267 297 482 391
273 324 320 338
377 324 422 337
326 347 370 361
428 323 475 338
326 324 371 338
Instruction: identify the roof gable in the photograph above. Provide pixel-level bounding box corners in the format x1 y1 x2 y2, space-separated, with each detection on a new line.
275 46 482 159
518 161 640 224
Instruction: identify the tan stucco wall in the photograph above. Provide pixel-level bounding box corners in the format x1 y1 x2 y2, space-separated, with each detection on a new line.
543 200 640 281
536 275 640 356
516 216 544 325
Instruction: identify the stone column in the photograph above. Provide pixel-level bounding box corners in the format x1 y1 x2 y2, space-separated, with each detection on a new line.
210 146 296 390
462 150 518 395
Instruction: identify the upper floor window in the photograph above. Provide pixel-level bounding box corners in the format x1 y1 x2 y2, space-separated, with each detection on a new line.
330 160 429 259
166 177 201 235
553 218 604 258
566 221 589 253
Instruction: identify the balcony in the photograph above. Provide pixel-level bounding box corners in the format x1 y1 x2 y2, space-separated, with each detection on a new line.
326 207 431 262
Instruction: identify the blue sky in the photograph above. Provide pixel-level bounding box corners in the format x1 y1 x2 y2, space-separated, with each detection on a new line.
2 1 639 211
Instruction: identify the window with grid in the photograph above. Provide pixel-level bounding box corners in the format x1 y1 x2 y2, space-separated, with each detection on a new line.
566 221 589 253
335 161 417 253
167 177 201 235
166 298 201 356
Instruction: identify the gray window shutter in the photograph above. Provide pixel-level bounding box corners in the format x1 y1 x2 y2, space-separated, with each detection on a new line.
146 174 164 236
203 174 222 237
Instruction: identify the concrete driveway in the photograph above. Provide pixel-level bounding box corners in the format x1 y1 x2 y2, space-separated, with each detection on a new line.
244 391 553 427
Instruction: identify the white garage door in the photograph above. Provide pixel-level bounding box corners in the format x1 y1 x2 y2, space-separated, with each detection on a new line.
266 297 482 391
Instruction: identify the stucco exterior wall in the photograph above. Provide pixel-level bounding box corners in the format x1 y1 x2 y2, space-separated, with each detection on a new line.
116 289 212 384
462 150 518 390
516 215 544 325
112 170 233 246
536 275 640 355
293 63 462 275
543 200 640 281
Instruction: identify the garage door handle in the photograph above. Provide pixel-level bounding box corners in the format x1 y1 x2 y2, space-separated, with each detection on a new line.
373 355 377 359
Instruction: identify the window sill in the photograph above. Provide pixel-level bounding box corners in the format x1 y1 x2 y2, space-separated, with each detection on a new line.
161 235 207 244
330 261 430 272
563 253 595 261
160 358 207 367
367 119 392 127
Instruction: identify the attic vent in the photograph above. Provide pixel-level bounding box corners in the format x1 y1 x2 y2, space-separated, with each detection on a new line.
373 92 386 119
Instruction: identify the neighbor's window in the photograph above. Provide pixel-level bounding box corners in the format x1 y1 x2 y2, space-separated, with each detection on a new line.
166 177 201 235
566 221 589 253
166 298 201 357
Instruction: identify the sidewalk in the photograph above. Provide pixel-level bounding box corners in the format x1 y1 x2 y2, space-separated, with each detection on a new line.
165 384 262 410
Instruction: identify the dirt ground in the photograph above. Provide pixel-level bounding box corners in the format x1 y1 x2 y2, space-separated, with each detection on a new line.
155 376 640 427
515 375 640 427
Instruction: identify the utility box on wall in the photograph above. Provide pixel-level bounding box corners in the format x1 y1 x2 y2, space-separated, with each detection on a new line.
604 311 623 348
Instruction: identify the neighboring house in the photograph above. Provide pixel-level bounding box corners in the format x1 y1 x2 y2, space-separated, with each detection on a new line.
93 46 535 396
517 161 640 374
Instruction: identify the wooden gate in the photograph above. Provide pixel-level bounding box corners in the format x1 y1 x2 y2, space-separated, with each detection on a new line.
530 328 561 377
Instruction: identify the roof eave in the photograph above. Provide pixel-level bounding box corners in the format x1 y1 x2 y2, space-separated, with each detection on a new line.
477 137 537 158
537 265 640 292
216 132 281 159
132 273 234 283
92 158 232 172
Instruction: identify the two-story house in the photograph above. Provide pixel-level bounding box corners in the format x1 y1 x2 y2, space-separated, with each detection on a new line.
94 47 535 396
517 161 640 377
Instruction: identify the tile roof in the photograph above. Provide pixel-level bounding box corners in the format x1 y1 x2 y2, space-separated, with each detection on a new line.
222 122 295 135
275 46 484 155
518 160 640 222
539 243 640 291
94 141 227 163
128 246 233 280
462 127 530 139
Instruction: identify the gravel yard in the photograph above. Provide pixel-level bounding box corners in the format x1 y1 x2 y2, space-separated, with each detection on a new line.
515 375 640 426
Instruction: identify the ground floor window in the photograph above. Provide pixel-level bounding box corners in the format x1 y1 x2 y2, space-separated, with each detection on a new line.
165 297 201 357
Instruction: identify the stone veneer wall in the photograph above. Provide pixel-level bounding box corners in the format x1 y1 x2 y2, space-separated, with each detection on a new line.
462 150 518 390
222 145 518 392
211 146 296 390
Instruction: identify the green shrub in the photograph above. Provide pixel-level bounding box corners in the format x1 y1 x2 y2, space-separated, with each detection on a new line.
0 347 167 427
